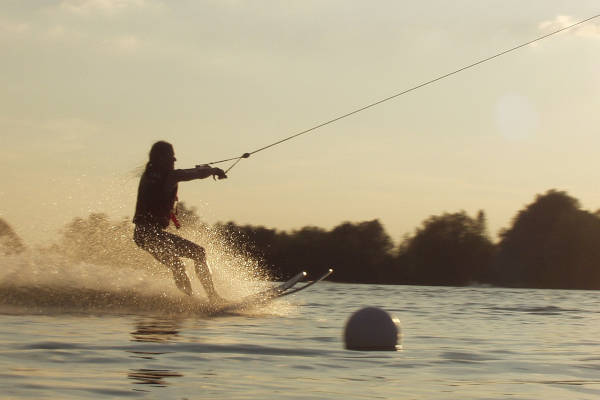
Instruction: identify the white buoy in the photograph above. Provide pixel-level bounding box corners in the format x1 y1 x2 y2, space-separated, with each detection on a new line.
344 307 401 351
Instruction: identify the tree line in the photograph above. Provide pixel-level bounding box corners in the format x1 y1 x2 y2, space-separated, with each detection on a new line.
210 189 600 289
2 189 599 289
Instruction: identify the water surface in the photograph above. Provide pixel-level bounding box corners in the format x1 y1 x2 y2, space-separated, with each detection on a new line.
1 282 600 399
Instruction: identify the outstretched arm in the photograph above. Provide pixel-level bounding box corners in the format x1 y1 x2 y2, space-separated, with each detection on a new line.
169 165 227 183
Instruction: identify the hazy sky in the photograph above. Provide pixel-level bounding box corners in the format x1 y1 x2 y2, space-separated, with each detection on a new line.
1 0 599 245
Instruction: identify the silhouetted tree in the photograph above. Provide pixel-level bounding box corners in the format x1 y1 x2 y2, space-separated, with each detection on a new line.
492 190 600 289
398 211 495 285
327 220 395 283
52 213 153 269
0 218 26 255
275 226 331 279
212 219 394 282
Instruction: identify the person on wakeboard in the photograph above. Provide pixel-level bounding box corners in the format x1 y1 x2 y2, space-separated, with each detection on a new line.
133 141 227 302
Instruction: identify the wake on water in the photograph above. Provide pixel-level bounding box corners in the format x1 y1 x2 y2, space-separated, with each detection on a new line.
0 225 293 317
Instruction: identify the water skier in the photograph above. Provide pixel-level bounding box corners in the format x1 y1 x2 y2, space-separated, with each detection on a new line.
133 141 227 302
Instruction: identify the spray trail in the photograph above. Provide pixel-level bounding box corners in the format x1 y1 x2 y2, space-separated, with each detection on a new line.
0 220 293 317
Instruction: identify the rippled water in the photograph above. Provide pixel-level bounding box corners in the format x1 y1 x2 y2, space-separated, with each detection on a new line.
2 280 600 399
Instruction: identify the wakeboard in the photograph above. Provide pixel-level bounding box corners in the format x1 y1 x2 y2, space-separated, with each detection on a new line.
214 269 333 313
276 268 333 298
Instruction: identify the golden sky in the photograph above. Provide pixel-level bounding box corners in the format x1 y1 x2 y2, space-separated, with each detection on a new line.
1 1 599 244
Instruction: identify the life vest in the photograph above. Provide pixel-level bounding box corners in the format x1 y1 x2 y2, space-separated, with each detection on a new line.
170 196 181 229
133 169 178 229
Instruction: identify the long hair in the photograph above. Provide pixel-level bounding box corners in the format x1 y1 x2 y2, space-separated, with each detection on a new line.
145 141 174 173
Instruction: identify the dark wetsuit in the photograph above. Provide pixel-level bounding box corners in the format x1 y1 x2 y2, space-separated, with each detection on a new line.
133 165 218 297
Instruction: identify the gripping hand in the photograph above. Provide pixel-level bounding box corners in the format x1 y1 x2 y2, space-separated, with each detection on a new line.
211 167 227 180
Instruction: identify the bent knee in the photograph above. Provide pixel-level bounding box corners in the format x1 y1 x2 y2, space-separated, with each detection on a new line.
133 231 145 249
168 259 186 273
193 246 206 262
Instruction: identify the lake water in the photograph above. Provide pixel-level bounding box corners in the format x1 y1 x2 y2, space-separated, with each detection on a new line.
1 269 600 399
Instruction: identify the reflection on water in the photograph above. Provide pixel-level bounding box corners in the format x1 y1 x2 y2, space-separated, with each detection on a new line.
128 317 184 389
128 350 166 360
131 317 182 343
128 369 184 388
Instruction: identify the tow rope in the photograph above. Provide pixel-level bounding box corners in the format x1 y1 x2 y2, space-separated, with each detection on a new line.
201 14 599 174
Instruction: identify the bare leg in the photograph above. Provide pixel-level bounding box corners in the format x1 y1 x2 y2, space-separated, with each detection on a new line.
193 251 225 303
134 225 224 300
171 260 193 296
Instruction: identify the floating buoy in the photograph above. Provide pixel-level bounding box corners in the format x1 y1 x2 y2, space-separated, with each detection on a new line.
344 307 401 351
